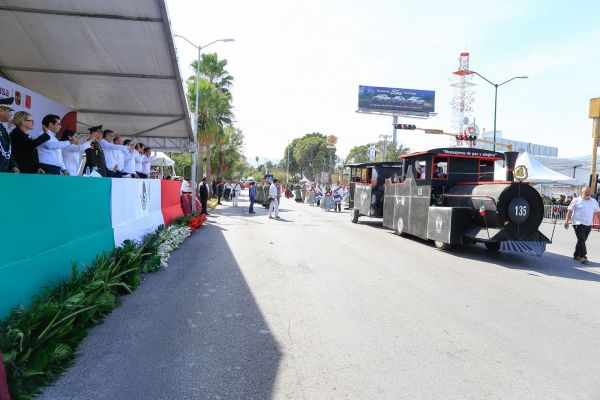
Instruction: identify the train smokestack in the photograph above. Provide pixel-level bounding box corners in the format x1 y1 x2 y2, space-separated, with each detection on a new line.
505 151 519 181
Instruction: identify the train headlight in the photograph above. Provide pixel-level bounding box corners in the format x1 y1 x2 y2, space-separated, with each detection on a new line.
513 165 528 182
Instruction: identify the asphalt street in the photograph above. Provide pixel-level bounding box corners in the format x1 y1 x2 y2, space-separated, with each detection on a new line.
40 191 600 400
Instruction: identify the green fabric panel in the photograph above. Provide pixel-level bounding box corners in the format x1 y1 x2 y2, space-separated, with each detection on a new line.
0 174 114 318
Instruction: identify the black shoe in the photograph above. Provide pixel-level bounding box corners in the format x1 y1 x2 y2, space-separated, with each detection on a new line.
580 256 588 264
573 256 581 261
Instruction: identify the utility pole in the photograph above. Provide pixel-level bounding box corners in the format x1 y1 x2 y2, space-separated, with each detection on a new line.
379 134 392 161
590 98 600 192
286 141 290 183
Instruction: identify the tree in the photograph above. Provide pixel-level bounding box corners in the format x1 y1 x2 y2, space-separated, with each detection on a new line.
211 126 245 178
291 133 332 181
346 142 410 163
186 52 235 181
346 144 371 163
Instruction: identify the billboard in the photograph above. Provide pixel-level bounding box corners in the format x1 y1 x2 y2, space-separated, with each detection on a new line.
358 85 435 113
0 77 75 137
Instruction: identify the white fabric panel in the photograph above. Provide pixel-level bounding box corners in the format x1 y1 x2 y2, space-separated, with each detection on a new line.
111 179 163 246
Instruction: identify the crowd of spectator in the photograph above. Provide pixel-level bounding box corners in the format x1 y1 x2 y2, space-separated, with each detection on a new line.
0 98 160 178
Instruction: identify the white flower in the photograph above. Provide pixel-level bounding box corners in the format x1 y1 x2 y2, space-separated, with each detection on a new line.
155 225 191 268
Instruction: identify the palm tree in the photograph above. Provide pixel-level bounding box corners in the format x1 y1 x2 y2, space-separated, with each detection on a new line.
186 53 234 180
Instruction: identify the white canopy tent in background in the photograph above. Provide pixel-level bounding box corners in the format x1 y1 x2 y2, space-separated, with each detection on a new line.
494 152 578 185
151 151 176 178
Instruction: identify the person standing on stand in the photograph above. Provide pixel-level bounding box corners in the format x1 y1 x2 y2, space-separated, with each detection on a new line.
269 178 280 219
564 187 600 264
33 114 77 175
0 97 18 173
199 177 210 215
9 111 50 173
248 181 256 214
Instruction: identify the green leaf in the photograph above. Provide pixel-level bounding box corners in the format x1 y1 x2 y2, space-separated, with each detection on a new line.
30 349 48 371
2 350 17 363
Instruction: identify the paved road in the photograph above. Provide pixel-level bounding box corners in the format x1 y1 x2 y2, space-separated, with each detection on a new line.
41 191 600 400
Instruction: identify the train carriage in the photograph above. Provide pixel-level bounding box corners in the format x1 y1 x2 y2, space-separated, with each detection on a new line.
348 148 551 256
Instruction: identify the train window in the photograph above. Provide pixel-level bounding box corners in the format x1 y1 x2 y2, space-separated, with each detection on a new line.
479 159 494 182
432 157 448 180
415 160 427 180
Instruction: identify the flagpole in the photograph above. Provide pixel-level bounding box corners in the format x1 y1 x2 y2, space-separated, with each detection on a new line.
480 201 491 240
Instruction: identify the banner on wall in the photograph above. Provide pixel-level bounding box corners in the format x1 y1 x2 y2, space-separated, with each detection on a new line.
111 179 164 246
0 76 75 135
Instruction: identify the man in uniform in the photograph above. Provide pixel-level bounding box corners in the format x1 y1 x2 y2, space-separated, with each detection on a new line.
83 125 107 176
0 97 19 173
199 177 209 215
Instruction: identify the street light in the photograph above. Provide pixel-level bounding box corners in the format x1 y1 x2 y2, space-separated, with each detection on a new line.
174 34 234 213
467 70 528 151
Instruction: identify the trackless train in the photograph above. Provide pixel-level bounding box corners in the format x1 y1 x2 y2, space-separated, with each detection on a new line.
347 148 550 256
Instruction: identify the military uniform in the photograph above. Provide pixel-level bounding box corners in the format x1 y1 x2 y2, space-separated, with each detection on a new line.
0 97 17 173
83 126 107 176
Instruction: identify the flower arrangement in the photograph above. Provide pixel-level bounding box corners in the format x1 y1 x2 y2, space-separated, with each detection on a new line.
157 225 191 267
188 214 207 232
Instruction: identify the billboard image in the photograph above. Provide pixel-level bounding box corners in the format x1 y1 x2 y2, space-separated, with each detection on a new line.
358 85 435 113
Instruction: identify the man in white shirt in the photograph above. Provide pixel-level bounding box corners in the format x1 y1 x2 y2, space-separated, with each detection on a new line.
134 143 144 177
140 147 157 178
565 187 600 263
269 178 280 219
32 114 77 175
122 139 137 177
113 136 126 175
99 130 129 178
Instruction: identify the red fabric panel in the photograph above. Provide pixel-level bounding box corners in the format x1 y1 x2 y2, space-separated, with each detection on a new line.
0 350 10 400
160 180 184 226
181 193 201 215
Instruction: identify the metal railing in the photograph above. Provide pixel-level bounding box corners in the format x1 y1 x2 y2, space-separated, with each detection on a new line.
543 205 569 221
543 204 600 229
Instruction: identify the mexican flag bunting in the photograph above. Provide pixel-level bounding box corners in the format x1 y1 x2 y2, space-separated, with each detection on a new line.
479 201 486 216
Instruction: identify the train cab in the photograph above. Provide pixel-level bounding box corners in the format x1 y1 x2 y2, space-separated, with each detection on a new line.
346 161 403 221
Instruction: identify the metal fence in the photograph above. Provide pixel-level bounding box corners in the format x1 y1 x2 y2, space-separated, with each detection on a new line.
543 204 600 229
543 205 569 221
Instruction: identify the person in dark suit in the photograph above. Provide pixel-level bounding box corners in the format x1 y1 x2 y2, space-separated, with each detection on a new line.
199 176 209 215
9 111 50 173
83 125 107 176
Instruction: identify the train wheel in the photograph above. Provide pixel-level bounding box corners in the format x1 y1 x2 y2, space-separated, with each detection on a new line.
396 217 405 236
434 240 451 251
485 242 501 252
351 209 359 223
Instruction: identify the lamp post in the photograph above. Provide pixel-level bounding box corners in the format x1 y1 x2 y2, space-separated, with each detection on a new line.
467 70 527 151
174 35 234 212
286 140 290 183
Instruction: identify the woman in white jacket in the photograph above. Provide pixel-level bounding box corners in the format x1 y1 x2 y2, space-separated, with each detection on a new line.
232 181 242 207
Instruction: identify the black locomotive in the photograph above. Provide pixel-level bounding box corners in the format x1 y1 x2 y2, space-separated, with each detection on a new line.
347 148 550 256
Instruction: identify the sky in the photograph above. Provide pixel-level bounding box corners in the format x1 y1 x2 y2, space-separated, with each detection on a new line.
167 0 600 163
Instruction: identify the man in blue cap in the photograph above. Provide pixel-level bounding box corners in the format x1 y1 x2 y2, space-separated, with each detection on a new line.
0 97 19 173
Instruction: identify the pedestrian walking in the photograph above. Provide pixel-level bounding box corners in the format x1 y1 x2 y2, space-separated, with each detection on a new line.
333 182 344 212
232 180 242 207
564 187 600 263
321 186 335 211
269 178 280 219
294 184 303 203
308 184 317 206
248 181 256 214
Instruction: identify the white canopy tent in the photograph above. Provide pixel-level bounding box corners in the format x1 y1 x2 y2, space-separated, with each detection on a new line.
495 152 578 185
151 152 175 167
0 0 193 152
